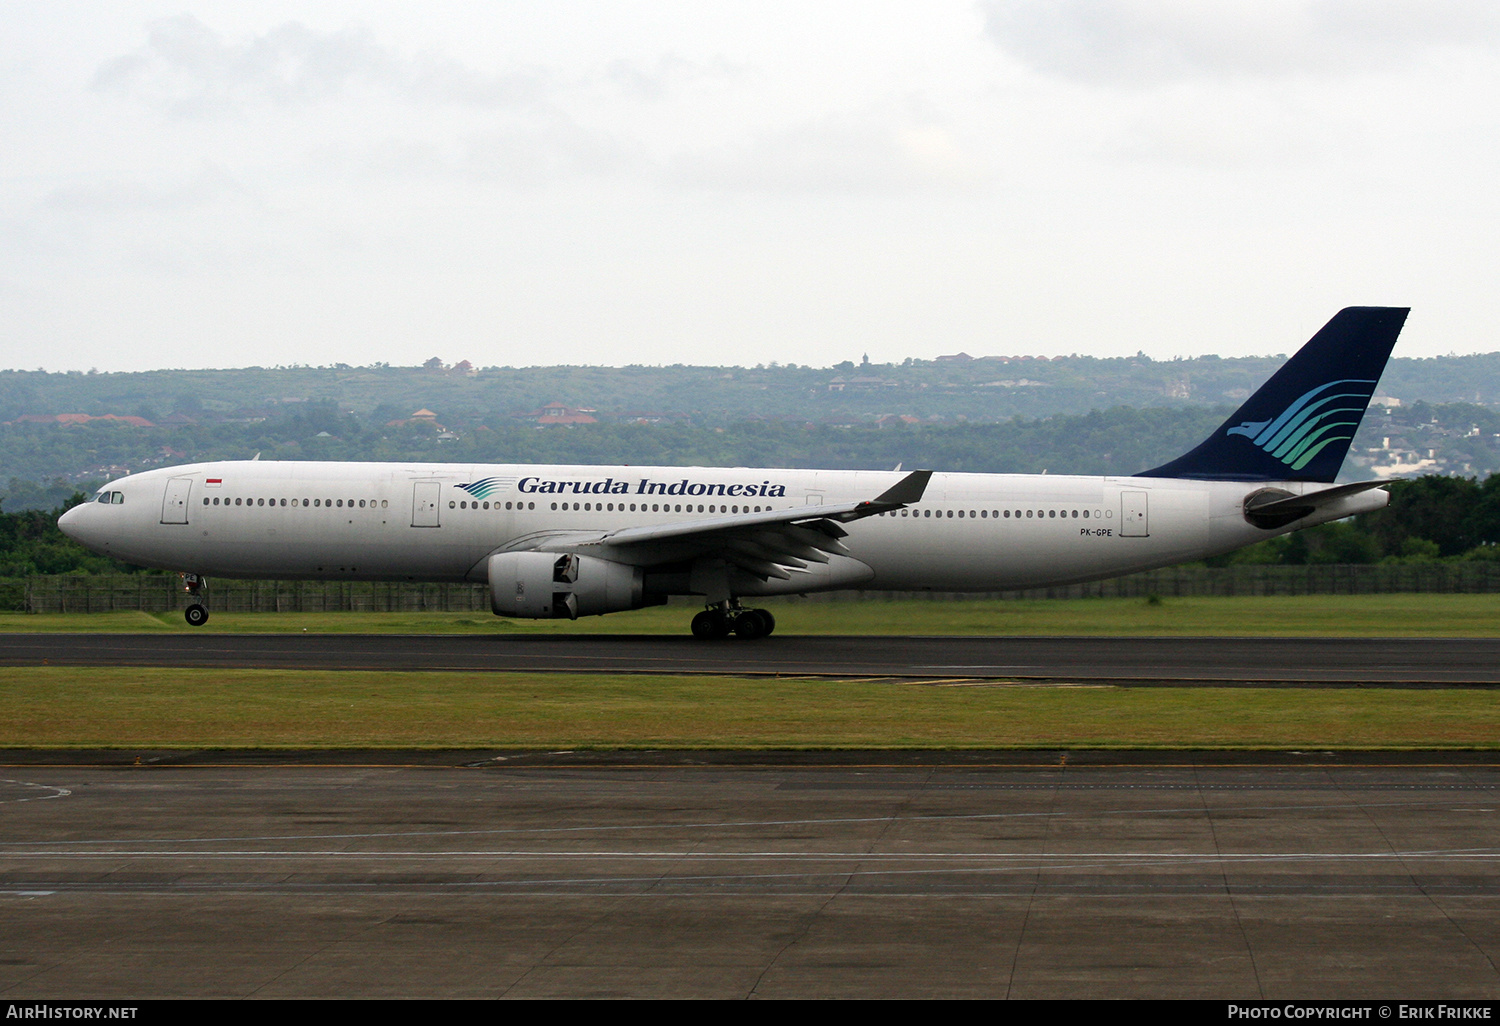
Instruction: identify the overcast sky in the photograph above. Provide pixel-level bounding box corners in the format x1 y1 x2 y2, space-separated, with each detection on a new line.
1 1 1496 371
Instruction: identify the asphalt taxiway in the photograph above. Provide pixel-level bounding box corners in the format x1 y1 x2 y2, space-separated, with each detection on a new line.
3 754 1499 999
5 634 1498 997
5 633 1500 683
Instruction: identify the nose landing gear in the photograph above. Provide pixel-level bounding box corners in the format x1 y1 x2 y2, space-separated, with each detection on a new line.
690 604 775 640
181 573 210 627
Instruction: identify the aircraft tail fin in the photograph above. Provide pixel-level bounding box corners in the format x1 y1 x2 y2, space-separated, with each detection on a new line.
1139 307 1409 482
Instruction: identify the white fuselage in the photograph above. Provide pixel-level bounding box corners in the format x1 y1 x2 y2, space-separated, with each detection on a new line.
59 460 1387 595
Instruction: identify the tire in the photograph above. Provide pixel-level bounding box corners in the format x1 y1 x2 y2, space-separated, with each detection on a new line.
755 608 776 636
691 610 731 639
184 603 209 627
733 609 770 640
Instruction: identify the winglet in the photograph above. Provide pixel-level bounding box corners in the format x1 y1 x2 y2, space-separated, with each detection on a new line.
830 469 934 523
874 469 932 506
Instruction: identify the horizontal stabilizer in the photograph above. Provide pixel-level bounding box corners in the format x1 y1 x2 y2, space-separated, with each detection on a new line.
1244 480 1388 528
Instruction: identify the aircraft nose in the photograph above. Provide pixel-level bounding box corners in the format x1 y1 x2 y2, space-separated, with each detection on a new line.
57 503 97 548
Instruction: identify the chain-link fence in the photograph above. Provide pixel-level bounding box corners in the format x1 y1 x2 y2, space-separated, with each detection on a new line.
11 562 1500 614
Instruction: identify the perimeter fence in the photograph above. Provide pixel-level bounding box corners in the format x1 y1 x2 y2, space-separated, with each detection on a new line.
11 562 1500 614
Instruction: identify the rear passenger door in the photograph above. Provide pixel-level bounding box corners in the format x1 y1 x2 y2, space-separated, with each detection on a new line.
411 481 442 527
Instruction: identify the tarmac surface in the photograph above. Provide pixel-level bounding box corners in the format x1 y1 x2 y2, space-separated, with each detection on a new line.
2 753 1500 999
5 632 1500 684
6 634 1500 997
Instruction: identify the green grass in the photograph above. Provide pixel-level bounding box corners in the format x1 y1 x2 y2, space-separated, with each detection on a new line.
2 593 1500 636
2 666 1499 751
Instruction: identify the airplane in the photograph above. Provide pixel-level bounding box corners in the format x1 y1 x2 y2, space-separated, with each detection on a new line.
59 306 1409 638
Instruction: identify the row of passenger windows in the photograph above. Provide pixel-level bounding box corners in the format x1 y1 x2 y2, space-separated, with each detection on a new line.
203 497 388 508
545 501 770 514
451 501 537 510
451 499 1108 519
879 507 1111 520
193 494 1106 521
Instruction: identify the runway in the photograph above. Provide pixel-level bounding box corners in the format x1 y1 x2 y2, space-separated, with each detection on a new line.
4 632 1500 683
2 756 1499 998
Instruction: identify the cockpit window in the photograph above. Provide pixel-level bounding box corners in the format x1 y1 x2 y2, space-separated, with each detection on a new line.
95 490 123 504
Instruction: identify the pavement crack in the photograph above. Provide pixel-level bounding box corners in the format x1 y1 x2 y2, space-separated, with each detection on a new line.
1198 762 1265 999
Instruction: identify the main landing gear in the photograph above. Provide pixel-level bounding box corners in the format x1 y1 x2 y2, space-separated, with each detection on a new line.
690 604 776 640
181 572 210 627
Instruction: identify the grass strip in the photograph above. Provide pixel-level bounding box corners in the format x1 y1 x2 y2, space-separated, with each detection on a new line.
2 666 1499 750
3 593 1500 636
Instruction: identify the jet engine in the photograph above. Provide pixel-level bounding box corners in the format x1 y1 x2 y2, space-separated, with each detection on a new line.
488 551 654 619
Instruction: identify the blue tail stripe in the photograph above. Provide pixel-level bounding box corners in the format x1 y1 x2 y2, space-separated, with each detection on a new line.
1267 396 1371 459
1263 389 1373 455
1282 418 1362 465
1252 379 1374 448
1250 381 1339 447
1290 432 1356 471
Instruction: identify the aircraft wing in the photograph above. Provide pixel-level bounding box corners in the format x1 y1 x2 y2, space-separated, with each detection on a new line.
508 469 932 580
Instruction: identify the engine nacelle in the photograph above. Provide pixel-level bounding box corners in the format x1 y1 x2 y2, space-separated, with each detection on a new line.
488 551 650 619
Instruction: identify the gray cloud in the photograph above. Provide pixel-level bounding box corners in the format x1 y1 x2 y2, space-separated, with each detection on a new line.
603 53 744 101
91 14 548 116
460 115 650 187
981 0 1500 85
668 109 987 194
42 163 255 214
